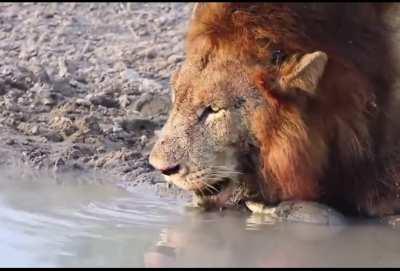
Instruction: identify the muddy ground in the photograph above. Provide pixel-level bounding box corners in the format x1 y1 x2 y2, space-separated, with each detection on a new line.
0 3 193 198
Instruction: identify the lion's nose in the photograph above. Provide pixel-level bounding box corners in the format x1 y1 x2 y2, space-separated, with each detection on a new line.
149 135 183 176
149 151 182 176
160 164 181 176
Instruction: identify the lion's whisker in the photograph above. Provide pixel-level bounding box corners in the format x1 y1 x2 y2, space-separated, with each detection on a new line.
199 180 219 193
193 181 206 198
209 168 244 175
209 170 241 175
209 167 230 171
206 175 227 180
210 165 233 169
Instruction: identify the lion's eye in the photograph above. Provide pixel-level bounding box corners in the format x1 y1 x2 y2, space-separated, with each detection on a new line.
271 50 286 66
197 105 220 122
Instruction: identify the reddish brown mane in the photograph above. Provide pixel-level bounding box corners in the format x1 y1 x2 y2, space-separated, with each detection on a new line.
186 3 400 216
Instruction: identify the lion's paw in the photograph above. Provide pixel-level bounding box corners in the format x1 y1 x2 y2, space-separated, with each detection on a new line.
246 200 347 226
245 201 278 218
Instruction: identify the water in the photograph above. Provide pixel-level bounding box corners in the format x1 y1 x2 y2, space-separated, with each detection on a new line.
0 168 400 267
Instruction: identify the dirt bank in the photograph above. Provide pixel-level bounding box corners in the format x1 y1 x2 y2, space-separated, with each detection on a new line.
0 3 193 198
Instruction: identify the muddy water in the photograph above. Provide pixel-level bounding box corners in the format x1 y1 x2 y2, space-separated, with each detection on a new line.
0 169 400 267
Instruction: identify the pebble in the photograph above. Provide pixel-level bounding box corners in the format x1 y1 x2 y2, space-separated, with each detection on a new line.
119 94 131 108
86 93 120 108
116 117 158 133
5 139 16 145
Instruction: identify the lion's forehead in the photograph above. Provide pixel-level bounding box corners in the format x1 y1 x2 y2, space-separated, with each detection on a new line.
173 60 250 109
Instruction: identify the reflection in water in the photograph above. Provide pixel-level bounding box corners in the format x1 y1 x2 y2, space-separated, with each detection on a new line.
0 167 400 267
0 167 185 267
145 210 400 267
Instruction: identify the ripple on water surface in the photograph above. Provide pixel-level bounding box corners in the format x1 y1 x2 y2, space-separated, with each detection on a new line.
1 169 400 267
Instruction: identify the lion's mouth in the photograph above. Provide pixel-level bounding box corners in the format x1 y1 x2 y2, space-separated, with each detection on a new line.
192 178 243 209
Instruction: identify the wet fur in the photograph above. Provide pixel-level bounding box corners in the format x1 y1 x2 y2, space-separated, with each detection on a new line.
187 3 400 217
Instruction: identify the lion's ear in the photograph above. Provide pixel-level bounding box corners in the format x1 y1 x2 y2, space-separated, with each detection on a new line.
280 51 328 95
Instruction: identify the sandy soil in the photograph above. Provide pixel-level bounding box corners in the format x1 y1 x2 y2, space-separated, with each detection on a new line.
0 3 193 197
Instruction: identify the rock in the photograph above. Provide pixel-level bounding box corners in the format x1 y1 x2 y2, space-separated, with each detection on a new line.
4 98 21 112
30 66 52 84
142 47 157 59
0 81 8 96
132 92 171 117
139 78 163 93
52 79 76 97
75 115 102 135
17 122 33 135
75 98 91 107
50 115 78 137
112 124 124 133
167 54 183 64
116 117 158 133
96 146 106 154
122 68 140 82
63 144 95 160
140 134 148 145
58 58 70 78
275 201 347 226
42 96 56 106
86 93 120 108
119 94 131 108
31 125 40 135
43 131 64 142
5 139 16 145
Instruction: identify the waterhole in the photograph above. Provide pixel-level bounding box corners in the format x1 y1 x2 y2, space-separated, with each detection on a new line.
0 167 400 267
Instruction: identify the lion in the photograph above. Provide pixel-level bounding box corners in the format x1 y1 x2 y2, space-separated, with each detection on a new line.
149 3 400 218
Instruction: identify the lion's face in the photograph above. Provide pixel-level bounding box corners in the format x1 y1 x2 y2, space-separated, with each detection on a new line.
149 47 329 209
149 56 263 208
